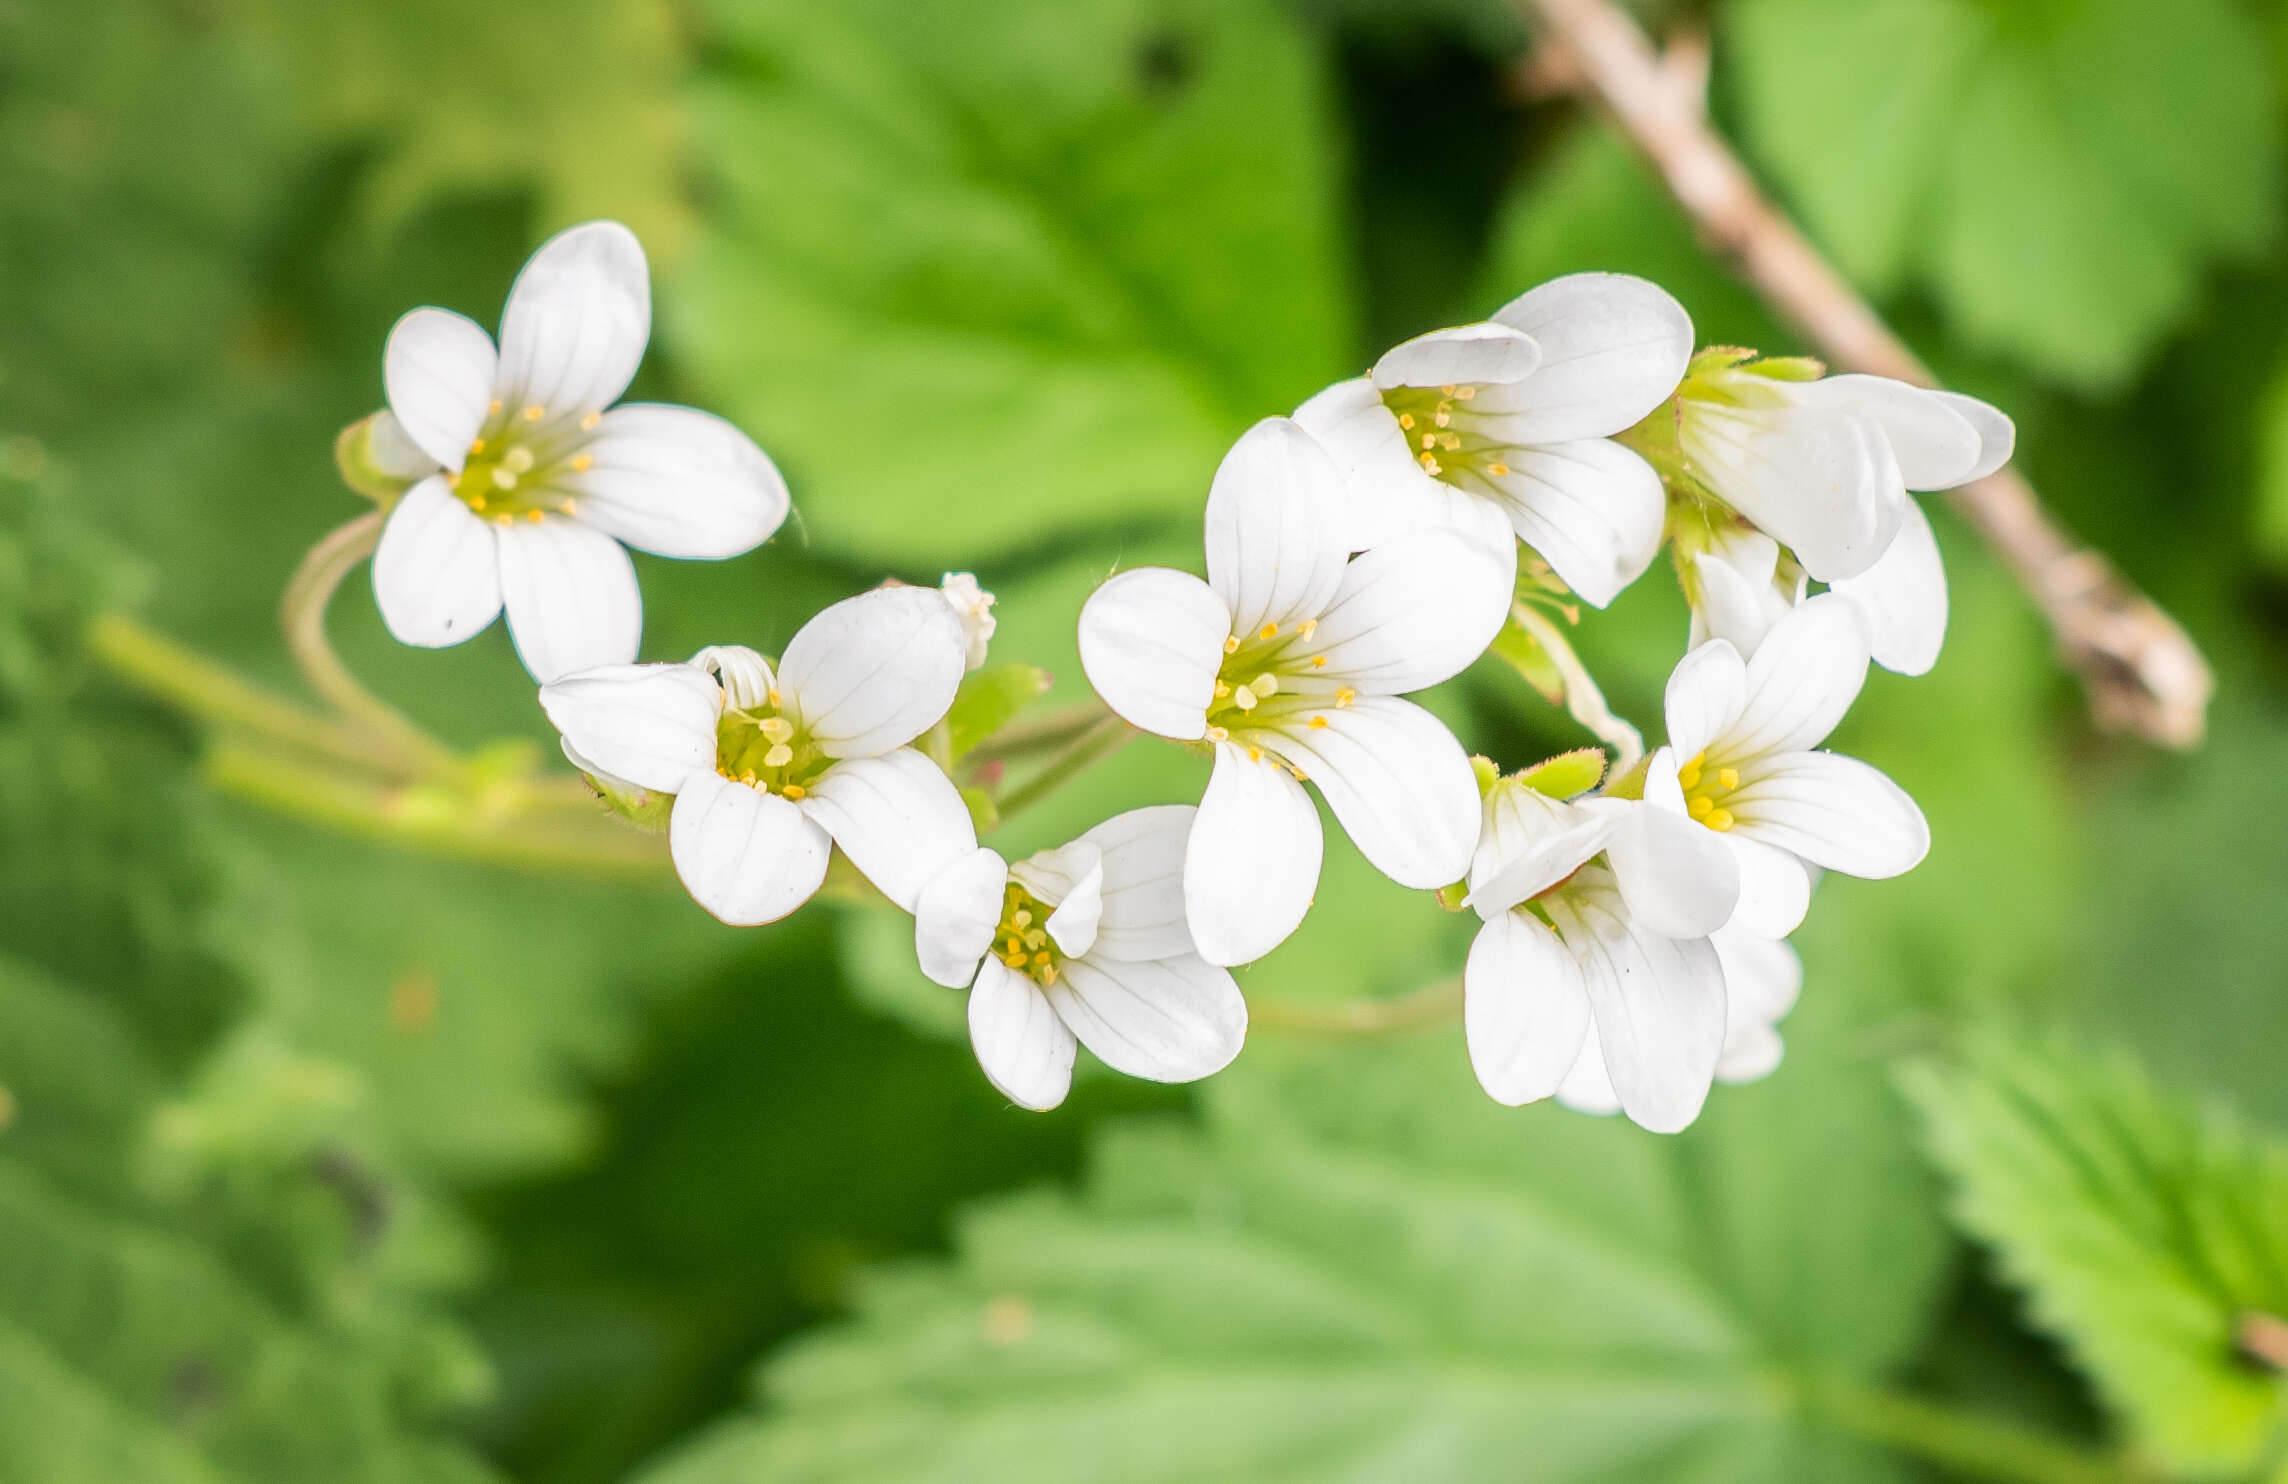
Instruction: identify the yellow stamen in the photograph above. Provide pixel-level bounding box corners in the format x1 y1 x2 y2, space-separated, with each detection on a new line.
763 743 794 769
780 783 805 800
1488 462 1509 477
767 688 782 706
1398 413 1416 429
1233 685 1258 711
759 717 794 742
492 468 518 490
468 493 486 511
1717 767 1740 791
1223 635 1241 655
488 398 503 416
1309 655 1326 668
569 453 594 472
1298 619 1317 639
1039 962 1057 986
1687 795 1713 820
1420 455 1442 476
1251 673 1278 697
1308 715 1328 729
445 472 462 490
1213 680 1232 698
1335 687 1356 707
1704 808 1735 832
521 404 545 422
468 437 486 455
1012 909 1032 928
1455 385 1475 400
502 445 535 473
1247 745 1263 762
525 509 544 523
1259 622 1279 640
1205 724 1229 742
1421 433 1437 451
1023 929 1047 950
580 411 602 431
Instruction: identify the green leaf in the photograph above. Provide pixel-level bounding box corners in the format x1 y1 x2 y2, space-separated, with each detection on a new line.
946 664 1055 760
635 990 1948 1481
2256 360 2288 570
1728 0 2279 388
672 0 1353 561
1904 1036 2288 1476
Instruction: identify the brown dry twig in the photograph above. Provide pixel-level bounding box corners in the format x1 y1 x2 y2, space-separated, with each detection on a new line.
1516 0 2213 748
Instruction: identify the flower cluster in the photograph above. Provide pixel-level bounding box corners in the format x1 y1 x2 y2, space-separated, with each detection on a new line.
353 228 2007 1128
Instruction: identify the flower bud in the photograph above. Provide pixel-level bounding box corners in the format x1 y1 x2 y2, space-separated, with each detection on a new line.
334 410 439 505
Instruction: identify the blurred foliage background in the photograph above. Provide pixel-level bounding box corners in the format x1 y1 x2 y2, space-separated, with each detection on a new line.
0 0 2284 1479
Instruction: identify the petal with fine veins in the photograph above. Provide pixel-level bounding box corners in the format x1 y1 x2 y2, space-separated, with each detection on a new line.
1593 770 1740 940
1203 417 1348 639
1076 567 1226 740
798 747 976 912
538 661 720 794
1478 438 1664 608
1370 321 1542 390
1465 785 1616 919
968 957 1075 1111
373 476 502 650
383 309 498 470
1464 910 1591 1106
668 772 831 926
1549 876 1726 1135
779 586 966 758
1048 953 1246 1084
1728 593 1872 757
1806 374 1982 489
1831 497 1948 676
1079 805 1198 962
1484 272 1694 442
1183 742 1322 967
1726 834 1813 938
1291 376 1448 552
1663 638 1748 762
1732 751 1929 879
495 220 650 425
914 846 1007 990
566 404 789 559
1306 525 1511 696
1930 391 2015 483
496 514 642 683
1271 696 1478 891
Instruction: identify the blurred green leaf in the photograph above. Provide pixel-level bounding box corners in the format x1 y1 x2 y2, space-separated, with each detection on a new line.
2257 360 2288 570
1904 1035 2288 1477
1728 0 2279 388
673 0 1354 561
946 664 1055 760
634 988 1947 1482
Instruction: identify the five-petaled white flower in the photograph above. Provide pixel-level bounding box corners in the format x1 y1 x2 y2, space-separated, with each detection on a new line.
539 586 973 924
913 806 1247 1111
1551 925 1803 1119
1460 773 1741 1133
1646 592 1929 939
1668 360 2012 602
1077 417 1512 966
374 220 790 681
1293 273 1693 606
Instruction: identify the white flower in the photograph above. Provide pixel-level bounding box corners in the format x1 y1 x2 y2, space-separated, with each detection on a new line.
913 805 1247 1111
373 221 791 681
539 586 972 924
1672 362 2012 592
938 572 997 671
1648 592 1929 939
1077 417 1512 966
1293 273 1692 606
1551 926 1804 1118
1682 524 1804 660
1460 774 1741 1133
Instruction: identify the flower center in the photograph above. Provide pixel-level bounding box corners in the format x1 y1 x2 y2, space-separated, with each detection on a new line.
1675 750 1740 832
716 700 829 801
1381 383 1512 485
444 399 601 526
1202 618 1353 748
993 882 1062 987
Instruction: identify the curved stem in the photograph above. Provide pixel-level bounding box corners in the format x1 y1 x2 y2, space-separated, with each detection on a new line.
279 511 457 776
1249 975 1464 1037
968 699 1116 761
1810 1382 2149 1484
993 714 1134 823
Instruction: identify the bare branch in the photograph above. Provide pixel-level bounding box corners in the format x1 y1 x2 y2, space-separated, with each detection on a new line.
1517 0 2214 748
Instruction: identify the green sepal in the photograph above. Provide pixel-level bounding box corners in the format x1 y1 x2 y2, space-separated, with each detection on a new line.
1488 617 1565 704
1743 354 1827 382
1686 345 1760 377
1468 754 1501 797
946 663 1053 759
1517 748 1606 801
332 412 430 506
571 762 674 833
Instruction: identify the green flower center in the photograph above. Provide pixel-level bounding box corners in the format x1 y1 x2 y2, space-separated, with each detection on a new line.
1381 383 1510 486
1675 750 1741 833
993 882 1063 987
1202 618 1353 749
445 399 599 526
716 702 830 801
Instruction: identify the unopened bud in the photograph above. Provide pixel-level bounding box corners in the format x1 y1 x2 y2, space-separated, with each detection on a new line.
334 410 439 505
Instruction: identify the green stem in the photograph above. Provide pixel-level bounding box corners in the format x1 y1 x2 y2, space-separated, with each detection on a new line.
1248 976 1464 1037
993 714 1134 822
279 511 458 775
968 699 1115 761
1810 1382 2147 1484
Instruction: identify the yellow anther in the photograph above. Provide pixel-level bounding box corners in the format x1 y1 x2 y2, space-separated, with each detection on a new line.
569 453 594 472
468 437 486 455
1213 680 1232 698
1039 962 1057 986
1204 724 1229 742
493 514 514 527
1223 635 1241 655
1420 455 1442 476
1687 795 1713 820
1677 751 1705 791
1247 745 1264 762
488 398 504 416
1308 715 1328 729
1251 673 1279 697
1335 687 1356 708
1440 384 1456 396
492 467 518 489
1298 618 1317 639
1309 655 1326 668
503 445 535 473
521 404 545 422
763 743 794 769
1455 385 1476 400
767 687 782 706
1023 929 1048 950
739 769 757 784
1398 412 1416 429
1704 808 1736 832
468 493 486 511
526 509 545 523
1421 433 1438 451
758 717 792 741
1233 685 1258 711
1030 951 1052 968
1012 909 1032 928
1434 407 1451 427
781 783 805 800
1439 432 1460 451
580 411 602 431
445 471 462 490
1717 767 1740 791
1488 463 1509 477
1259 622 1279 640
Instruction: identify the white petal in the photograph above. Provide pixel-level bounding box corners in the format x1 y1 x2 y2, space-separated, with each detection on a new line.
564 404 789 559
383 309 499 470
365 409 444 480
1728 593 1872 757
1048 952 1246 1084
1075 568 1226 741
1370 322 1542 390
1804 375 1982 490
797 748 977 912
914 846 1008 990
1930 391 2015 483
1662 638 1748 762
1183 743 1322 967
1077 805 1198 962
1680 396 1903 581
371 475 501 648
1291 377 1446 551
1485 272 1695 442
1831 498 1948 676
1548 876 1726 1134
779 586 967 758
1465 785 1616 918
1203 417 1349 639
1268 696 1478 891
1555 1022 1623 1115
1689 527 1792 658
668 772 832 926
1725 834 1812 938
495 220 650 425
692 644 776 712
496 515 642 683
1305 525 1511 696
1477 438 1663 607
1040 855 1105 960
537 661 721 793
967 958 1075 1111
1713 929 1801 1084
1732 751 1929 879
1463 910 1591 1106
1593 770 1740 940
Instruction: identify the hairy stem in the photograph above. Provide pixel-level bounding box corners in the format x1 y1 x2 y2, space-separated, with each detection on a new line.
280 511 458 775
993 714 1135 822
1249 976 1464 1037
1811 1382 2148 1484
1508 600 1644 772
1514 0 2213 748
